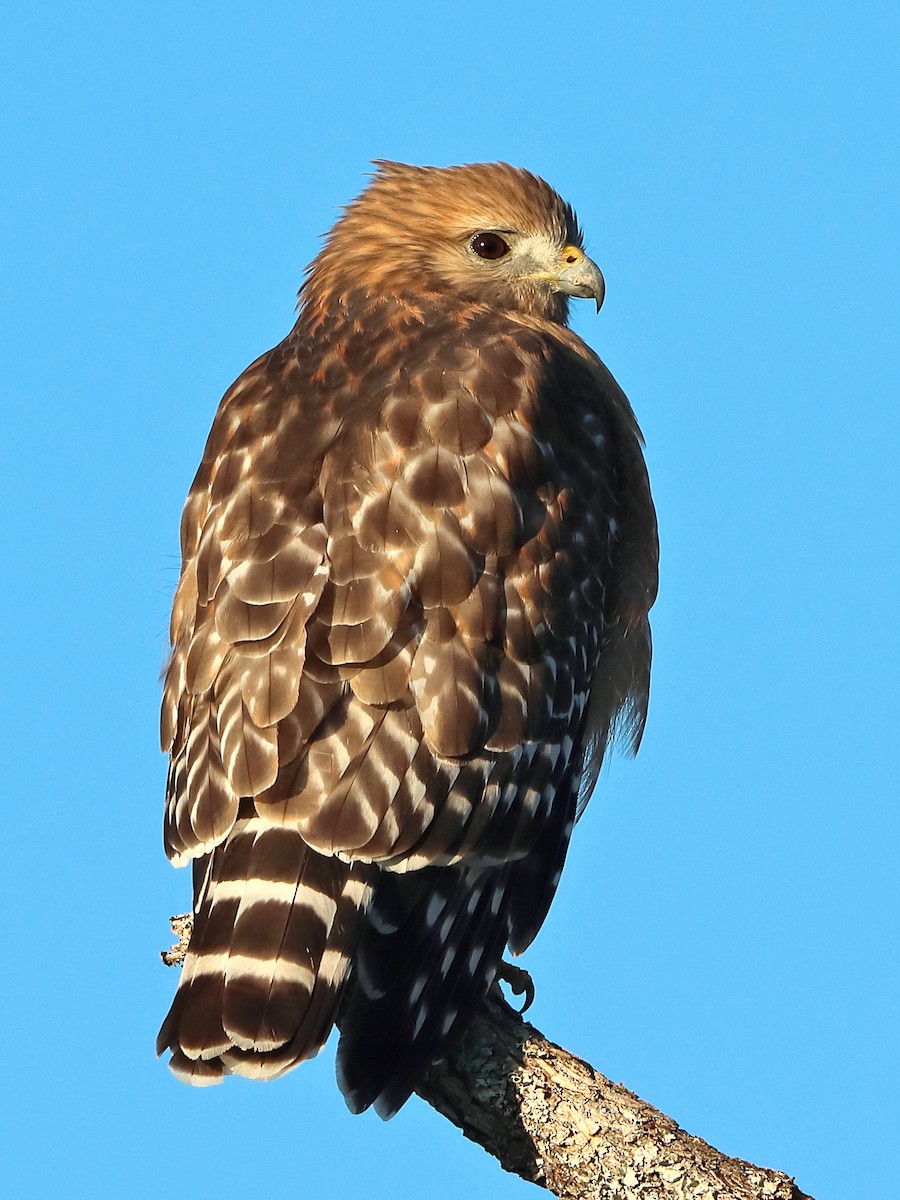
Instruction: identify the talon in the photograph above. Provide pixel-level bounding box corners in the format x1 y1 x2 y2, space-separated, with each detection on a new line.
495 960 535 1013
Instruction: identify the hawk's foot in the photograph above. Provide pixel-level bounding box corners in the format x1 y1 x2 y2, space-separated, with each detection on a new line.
494 960 535 1013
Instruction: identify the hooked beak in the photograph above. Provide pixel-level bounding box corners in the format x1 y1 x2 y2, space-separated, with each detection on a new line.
553 245 606 312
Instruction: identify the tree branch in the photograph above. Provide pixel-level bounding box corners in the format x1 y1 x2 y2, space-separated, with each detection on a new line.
162 915 813 1199
418 993 812 1199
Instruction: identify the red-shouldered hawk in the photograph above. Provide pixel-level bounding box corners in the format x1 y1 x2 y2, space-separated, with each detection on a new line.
157 161 658 1118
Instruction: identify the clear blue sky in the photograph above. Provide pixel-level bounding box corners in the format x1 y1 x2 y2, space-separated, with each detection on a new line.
3 3 897 1198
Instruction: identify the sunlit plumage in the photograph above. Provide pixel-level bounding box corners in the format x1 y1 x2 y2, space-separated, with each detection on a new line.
157 161 658 1117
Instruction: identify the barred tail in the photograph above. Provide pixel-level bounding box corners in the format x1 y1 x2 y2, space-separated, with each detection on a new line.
157 812 372 1084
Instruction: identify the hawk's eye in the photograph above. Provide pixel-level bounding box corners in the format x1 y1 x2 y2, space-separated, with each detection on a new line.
471 232 510 260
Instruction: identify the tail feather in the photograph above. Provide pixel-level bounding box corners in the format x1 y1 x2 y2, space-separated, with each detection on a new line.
158 785 576 1105
157 814 372 1080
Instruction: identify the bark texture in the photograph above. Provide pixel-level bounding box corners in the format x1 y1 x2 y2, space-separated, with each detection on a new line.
419 994 812 1200
162 915 813 1199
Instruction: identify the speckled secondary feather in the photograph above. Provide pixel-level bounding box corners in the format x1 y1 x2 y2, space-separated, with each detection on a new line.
158 160 658 1116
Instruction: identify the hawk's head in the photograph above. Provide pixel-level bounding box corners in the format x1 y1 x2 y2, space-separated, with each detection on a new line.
303 161 605 323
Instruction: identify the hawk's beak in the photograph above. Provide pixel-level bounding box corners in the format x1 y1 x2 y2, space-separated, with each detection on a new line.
553 246 606 312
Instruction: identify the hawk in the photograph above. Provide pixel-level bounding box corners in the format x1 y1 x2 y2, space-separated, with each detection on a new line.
157 161 658 1118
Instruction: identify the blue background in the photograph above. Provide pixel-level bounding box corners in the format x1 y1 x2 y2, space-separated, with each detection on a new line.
3 4 897 1197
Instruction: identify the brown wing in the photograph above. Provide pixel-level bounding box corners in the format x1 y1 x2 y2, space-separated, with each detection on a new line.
157 301 656 1108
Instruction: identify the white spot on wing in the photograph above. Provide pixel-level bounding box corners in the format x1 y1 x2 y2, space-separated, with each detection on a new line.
425 893 444 927
409 973 428 1005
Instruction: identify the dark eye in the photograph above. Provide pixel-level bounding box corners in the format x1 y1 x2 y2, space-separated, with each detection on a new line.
470 232 510 260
